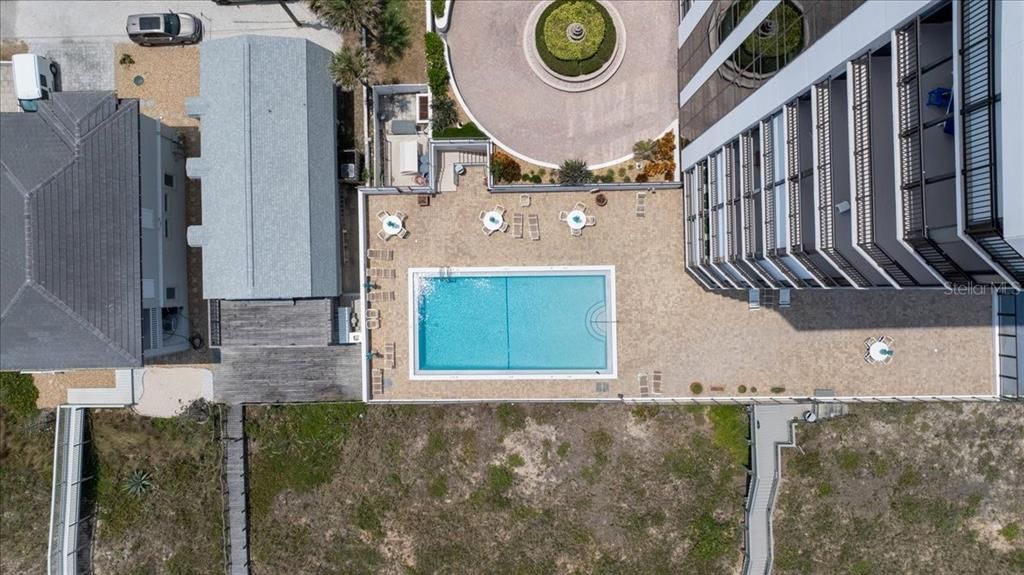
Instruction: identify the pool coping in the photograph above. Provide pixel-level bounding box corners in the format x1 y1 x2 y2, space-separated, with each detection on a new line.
406 265 618 381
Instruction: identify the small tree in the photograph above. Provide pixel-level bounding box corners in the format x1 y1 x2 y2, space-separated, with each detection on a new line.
330 45 375 90
430 96 457 132
309 0 382 36
372 0 410 65
632 139 656 163
558 159 592 185
491 150 522 183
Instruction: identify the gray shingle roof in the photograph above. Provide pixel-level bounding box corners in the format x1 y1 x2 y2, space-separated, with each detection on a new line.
1 92 142 370
186 35 339 300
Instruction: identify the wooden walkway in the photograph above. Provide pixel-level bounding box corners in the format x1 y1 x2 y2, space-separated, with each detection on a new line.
224 405 249 575
213 346 362 404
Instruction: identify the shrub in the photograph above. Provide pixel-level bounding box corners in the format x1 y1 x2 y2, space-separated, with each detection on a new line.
750 386 758 393
690 382 704 395
737 385 747 394
622 175 631 183
424 32 449 96
430 96 457 132
119 53 135 67
617 167 627 178
0 372 38 422
490 150 521 184
530 174 542 184
431 0 445 19
558 159 592 184
653 132 675 162
770 386 786 394
534 0 616 77
633 139 656 162
635 173 649 183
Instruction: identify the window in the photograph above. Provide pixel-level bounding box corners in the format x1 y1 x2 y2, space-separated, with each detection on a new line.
39 74 47 88
164 219 168 238
163 193 168 212
164 173 174 187
166 287 176 300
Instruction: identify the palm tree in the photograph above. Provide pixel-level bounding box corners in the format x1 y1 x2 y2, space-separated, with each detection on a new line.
632 139 656 163
371 0 410 65
330 45 375 90
309 0 382 36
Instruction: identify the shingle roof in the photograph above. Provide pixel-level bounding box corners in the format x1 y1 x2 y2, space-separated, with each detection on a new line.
186 35 339 300
0 92 142 370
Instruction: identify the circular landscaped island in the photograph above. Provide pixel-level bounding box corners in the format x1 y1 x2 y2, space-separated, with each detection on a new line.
524 0 626 92
535 0 616 77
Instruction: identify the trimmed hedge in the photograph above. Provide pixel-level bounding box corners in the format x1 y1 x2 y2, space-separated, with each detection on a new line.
535 0 616 77
425 32 449 96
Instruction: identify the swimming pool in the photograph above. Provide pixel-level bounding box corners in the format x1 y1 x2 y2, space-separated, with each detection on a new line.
409 266 617 379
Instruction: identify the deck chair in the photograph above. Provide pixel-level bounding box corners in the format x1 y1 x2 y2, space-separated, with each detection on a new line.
495 204 506 215
399 228 409 239
652 371 663 395
499 221 509 233
558 211 568 222
864 336 878 349
571 227 582 237
864 350 876 364
376 229 389 242
395 211 407 221
635 192 647 217
479 210 487 220
512 213 524 238
483 225 496 236
371 369 384 395
880 335 894 347
519 194 531 207
384 343 396 369
366 308 380 320
528 214 540 240
366 318 380 330
573 201 587 212
585 215 596 226
638 373 650 398
376 210 389 222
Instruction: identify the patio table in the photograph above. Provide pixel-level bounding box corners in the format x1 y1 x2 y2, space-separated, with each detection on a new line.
566 210 587 230
483 210 504 232
382 215 404 237
868 341 894 362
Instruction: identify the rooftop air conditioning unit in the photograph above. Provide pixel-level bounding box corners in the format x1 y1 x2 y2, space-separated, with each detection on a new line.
416 93 430 123
339 163 357 181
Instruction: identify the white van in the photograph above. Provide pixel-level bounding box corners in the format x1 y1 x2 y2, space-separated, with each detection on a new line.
12 54 60 112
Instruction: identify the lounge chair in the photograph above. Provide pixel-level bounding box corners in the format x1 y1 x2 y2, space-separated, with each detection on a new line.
519 194 531 207
495 204 506 215
585 215 596 226
479 210 487 220
558 211 568 222
571 227 582 237
635 191 647 217
366 308 380 320
864 350 876 364
512 213 524 238
376 229 389 242
652 371 663 395
398 228 410 239
395 211 407 221
376 210 389 222
371 369 384 396
864 337 877 349
573 201 586 212
499 221 509 233
483 225 495 236
881 335 894 347
528 214 540 240
637 373 650 397
366 318 380 330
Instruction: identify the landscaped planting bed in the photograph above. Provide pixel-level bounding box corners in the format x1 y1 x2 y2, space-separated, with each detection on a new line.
535 0 617 77
774 403 1024 574
247 403 748 574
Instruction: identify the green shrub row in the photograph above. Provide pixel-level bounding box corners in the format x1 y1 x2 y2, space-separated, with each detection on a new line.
425 32 449 97
534 0 616 77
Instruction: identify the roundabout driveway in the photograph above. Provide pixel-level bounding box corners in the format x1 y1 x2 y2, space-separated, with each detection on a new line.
446 0 678 167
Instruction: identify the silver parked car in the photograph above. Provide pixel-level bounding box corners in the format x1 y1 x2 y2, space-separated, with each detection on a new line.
126 13 202 46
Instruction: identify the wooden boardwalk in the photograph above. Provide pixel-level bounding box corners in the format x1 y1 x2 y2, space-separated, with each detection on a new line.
213 346 362 404
224 405 249 575
218 299 335 347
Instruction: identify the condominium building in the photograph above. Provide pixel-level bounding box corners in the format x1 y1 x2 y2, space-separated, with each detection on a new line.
677 0 1023 291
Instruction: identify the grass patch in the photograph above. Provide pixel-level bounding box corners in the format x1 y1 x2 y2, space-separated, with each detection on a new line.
495 403 527 433
246 403 366 519
707 405 749 467
999 522 1020 541
0 371 38 422
434 121 487 139
556 441 571 458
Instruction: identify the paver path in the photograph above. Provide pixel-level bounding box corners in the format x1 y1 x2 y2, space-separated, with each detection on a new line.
446 0 678 166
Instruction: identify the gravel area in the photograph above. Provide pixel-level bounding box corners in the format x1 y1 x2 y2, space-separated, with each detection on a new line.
33 370 116 408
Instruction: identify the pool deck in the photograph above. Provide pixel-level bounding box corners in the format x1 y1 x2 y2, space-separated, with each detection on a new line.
362 167 995 401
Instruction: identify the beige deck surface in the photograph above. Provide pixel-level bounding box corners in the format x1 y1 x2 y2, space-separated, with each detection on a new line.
364 167 994 400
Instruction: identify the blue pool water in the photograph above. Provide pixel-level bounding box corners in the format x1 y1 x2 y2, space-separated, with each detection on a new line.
415 274 609 372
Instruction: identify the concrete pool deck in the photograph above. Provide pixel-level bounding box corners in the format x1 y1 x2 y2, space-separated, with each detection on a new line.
362 167 995 401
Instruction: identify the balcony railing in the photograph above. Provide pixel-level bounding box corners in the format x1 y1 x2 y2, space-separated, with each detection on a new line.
960 0 1024 283
725 145 740 261
762 118 806 288
814 82 871 287
896 22 971 285
709 154 722 264
697 162 710 266
851 54 918 286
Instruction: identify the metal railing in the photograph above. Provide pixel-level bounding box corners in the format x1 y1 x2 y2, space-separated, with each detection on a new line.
725 144 739 261
896 22 971 284
814 82 871 287
960 0 1024 283
762 118 805 288
47 407 85 575
851 54 918 286
709 153 722 263
698 161 711 266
